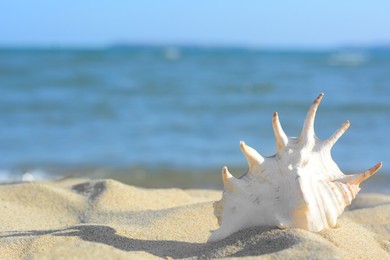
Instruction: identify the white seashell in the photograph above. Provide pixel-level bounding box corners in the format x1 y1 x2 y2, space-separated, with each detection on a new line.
208 93 382 242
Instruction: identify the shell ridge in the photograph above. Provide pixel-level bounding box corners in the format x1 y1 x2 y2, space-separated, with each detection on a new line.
320 181 342 227
312 179 330 230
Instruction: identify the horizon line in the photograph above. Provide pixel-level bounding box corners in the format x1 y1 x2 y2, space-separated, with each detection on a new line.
0 41 390 52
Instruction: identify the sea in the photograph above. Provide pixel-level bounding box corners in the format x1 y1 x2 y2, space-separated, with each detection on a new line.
0 46 389 192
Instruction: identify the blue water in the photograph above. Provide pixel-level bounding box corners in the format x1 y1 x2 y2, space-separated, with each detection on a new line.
0 47 389 188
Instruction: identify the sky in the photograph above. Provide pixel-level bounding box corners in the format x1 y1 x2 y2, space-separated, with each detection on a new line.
1 1 390 48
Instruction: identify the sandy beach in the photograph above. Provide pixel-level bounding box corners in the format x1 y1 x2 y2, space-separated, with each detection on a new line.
0 178 388 259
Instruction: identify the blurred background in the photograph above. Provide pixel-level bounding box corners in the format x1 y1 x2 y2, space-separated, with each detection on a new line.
0 1 389 192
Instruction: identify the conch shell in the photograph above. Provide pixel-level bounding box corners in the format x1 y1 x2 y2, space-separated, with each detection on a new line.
208 93 382 242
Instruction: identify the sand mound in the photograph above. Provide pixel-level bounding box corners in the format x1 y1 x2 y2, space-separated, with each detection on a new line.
0 179 389 259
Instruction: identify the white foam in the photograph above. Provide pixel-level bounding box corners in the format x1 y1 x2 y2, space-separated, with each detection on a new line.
328 52 368 66
163 47 181 60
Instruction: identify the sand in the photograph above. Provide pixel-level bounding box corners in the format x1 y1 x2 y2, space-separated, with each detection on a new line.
0 178 389 259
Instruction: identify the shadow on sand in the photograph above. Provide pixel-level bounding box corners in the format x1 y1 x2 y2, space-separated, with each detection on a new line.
1 224 297 258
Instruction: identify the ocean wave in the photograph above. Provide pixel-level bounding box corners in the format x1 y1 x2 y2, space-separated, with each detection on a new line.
328 52 368 66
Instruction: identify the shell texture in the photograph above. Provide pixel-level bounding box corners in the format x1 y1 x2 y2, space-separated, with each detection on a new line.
208 93 382 242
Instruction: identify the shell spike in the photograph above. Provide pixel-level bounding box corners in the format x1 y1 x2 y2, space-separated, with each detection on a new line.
272 112 288 153
342 162 382 186
300 93 324 143
323 120 350 149
240 141 264 170
222 166 235 192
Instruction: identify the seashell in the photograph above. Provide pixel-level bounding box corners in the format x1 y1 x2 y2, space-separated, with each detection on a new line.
208 93 382 242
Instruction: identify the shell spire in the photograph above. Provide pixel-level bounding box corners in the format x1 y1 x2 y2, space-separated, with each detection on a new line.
300 93 324 144
272 112 288 153
239 141 264 170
